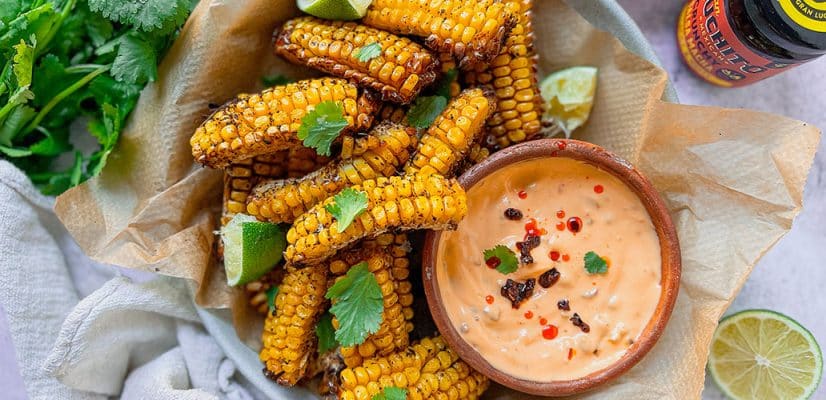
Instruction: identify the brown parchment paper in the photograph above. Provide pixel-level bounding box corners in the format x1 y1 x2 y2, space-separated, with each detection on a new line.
54 0 820 398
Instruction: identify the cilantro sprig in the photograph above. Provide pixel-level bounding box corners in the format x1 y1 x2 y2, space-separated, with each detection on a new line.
266 286 279 313
297 101 349 156
584 251 608 274
372 387 408 400
356 42 382 62
325 187 368 232
325 262 384 347
315 312 337 354
483 245 519 274
0 0 195 194
406 68 457 129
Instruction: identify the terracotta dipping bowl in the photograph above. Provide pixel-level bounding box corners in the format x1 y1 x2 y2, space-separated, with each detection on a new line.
422 139 681 396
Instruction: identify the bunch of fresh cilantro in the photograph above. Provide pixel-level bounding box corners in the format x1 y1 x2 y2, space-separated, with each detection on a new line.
0 0 195 195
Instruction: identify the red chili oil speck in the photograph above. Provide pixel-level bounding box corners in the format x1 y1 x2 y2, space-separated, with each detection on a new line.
556 141 567 150
518 190 528 199
524 310 534 319
524 218 544 237
549 251 560 261
555 222 565 231
562 254 570 262
566 216 582 234
542 325 559 340
556 210 565 219
594 184 604 194
539 317 548 325
568 348 576 360
485 256 501 269
485 295 494 304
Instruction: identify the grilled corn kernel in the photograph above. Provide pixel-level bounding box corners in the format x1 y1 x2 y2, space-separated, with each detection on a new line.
247 122 416 223
221 152 289 227
439 53 461 99
377 103 409 124
463 0 543 149
286 146 331 178
338 336 489 400
191 78 379 168
285 174 467 265
363 0 516 69
276 17 439 104
404 87 496 177
260 264 329 386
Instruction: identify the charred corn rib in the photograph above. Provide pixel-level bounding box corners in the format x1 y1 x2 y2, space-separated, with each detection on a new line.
285 174 467 265
377 103 408 124
276 17 439 104
222 152 289 226
329 248 412 368
338 336 490 400
287 146 331 178
191 78 378 169
464 0 543 149
363 0 516 69
404 87 496 177
247 122 416 223
260 264 329 386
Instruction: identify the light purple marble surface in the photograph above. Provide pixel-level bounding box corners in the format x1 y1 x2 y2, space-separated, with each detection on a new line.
1 1 824 399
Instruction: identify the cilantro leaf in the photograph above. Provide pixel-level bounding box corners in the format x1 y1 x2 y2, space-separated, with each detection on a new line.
111 32 158 85
12 39 34 88
434 68 458 99
0 4 57 54
261 74 293 87
266 286 278 313
407 95 447 129
325 188 368 233
87 0 188 32
315 312 337 355
357 42 382 62
297 101 349 156
584 251 608 274
325 262 384 347
483 245 519 274
372 387 408 400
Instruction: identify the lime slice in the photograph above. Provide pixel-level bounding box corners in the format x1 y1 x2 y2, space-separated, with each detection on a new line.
221 214 285 286
708 309 823 400
297 0 372 20
539 66 598 137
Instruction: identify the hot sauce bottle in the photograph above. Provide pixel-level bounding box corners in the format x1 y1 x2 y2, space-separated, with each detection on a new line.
677 0 826 87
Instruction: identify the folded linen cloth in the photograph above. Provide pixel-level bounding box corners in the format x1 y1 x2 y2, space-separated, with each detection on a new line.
0 161 252 400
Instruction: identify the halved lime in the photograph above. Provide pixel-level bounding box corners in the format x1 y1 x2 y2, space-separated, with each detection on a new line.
297 0 372 20
539 66 598 137
709 309 822 400
221 214 285 286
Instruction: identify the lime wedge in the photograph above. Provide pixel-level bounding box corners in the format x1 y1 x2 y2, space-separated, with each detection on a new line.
539 66 598 137
297 0 372 20
708 309 822 400
221 214 285 286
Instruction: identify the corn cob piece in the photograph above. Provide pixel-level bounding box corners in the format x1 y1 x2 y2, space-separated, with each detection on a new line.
276 17 439 104
244 268 285 315
463 0 543 149
404 87 496 177
286 146 331 178
338 336 490 400
328 248 412 368
285 174 467 265
260 264 329 386
221 151 289 227
191 78 379 169
340 134 383 160
377 103 408 125
247 122 416 224
363 0 516 69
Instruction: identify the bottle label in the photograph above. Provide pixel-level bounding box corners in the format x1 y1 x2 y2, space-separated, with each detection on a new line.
677 0 798 87
778 0 826 33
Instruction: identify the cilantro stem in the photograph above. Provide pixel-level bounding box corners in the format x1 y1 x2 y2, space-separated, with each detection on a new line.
36 0 78 57
23 65 110 135
64 64 109 74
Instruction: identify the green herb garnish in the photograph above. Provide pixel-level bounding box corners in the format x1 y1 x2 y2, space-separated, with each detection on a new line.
325 262 384 347
315 312 337 354
297 100 349 156
406 95 447 129
266 285 279 312
372 387 408 400
483 244 519 274
356 42 382 62
325 187 368 232
584 251 608 274
261 74 292 87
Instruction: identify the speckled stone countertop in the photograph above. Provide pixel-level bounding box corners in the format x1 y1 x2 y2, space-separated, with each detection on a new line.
618 1 826 398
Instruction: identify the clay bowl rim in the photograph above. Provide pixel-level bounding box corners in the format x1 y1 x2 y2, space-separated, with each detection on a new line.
422 138 681 397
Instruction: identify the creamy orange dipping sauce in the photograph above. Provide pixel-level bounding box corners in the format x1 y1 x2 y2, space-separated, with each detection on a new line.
436 157 662 381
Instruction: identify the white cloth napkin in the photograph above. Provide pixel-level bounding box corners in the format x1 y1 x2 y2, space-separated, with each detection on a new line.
0 160 255 399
